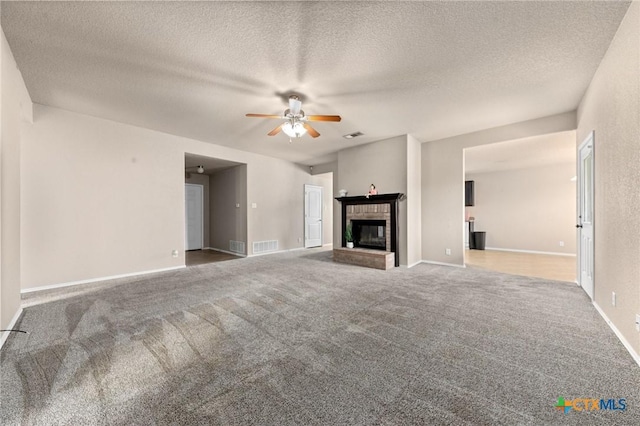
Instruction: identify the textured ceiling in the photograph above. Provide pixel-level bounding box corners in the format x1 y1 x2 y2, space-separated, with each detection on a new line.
1 1 631 165
465 131 576 174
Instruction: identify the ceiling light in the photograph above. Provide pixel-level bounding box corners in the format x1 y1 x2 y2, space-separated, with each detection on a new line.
197 166 204 174
282 121 307 138
343 131 364 139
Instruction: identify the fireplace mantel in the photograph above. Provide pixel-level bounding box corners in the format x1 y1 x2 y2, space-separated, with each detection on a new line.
335 193 404 204
336 193 404 267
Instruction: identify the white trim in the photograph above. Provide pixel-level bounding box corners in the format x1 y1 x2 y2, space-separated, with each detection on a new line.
593 302 640 367
405 260 423 269
418 260 466 269
21 266 186 294
203 247 247 258
0 307 25 350
483 247 576 257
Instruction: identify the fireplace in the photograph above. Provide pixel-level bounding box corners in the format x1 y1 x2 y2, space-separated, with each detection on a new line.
352 220 386 250
335 193 403 267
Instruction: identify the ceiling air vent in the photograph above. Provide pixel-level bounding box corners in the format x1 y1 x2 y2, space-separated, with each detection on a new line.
343 132 364 139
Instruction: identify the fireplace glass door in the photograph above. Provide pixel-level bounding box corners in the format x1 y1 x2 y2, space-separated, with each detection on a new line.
353 220 386 250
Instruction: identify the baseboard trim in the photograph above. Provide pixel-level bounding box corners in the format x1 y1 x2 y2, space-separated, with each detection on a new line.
21 265 186 294
405 260 423 269
419 260 466 269
248 247 307 258
484 247 576 257
0 307 25 350
593 302 640 367
204 247 247 258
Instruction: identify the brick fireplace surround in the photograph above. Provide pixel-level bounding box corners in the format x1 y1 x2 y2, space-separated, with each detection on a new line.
335 193 403 268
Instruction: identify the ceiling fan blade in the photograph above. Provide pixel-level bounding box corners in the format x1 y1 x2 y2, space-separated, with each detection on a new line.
306 115 342 122
267 124 283 136
246 113 282 119
303 123 320 138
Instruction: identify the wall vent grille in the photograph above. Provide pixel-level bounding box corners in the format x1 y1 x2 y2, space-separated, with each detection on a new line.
253 240 278 254
229 240 246 254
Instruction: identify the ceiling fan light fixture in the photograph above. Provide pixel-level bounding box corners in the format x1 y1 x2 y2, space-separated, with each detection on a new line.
282 121 307 138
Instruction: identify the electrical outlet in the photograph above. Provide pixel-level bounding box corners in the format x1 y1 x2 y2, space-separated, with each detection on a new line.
298 237 302 243
171 250 179 258
611 292 616 307
251 203 257 209
445 248 451 256
236 203 240 208
636 314 640 332
559 241 565 247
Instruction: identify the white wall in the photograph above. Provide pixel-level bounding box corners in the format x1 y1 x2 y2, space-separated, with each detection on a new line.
466 163 576 255
577 2 639 358
421 112 576 266
406 135 422 266
20 104 333 290
1 26 32 332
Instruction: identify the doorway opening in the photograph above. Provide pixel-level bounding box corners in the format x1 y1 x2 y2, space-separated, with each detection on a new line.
463 131 577 282
184 153 247 266
305 171 333 249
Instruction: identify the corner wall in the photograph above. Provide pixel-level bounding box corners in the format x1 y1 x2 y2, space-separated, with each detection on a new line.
209 165 247 253
577 1 640 358
1 25 31 333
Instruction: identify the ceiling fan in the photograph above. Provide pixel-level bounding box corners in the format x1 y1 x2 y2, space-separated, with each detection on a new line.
246 95 341 140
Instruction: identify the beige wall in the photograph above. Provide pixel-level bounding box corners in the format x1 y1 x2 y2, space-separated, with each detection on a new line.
337 135 410 265
21 105 185 289
209 165 247 252
20 104 331 290
421 112 576 266
1 26 31 331
466 163 576 255
185 173 210 248
577 2 639 357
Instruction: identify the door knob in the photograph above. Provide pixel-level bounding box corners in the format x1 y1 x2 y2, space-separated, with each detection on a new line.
576 224 583 228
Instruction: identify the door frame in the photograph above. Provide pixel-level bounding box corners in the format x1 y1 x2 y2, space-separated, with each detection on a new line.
577 131 595 299
185 183 204 251
304 184 323 248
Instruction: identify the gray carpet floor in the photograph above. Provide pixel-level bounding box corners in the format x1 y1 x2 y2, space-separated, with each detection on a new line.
1 248 639 425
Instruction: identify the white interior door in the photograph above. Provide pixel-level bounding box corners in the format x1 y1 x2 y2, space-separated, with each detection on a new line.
305 184 323 248
185 184 203 251
577 132 594 299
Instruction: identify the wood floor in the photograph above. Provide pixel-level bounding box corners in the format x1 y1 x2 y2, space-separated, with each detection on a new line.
465 249 576 282
186 249 242 266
